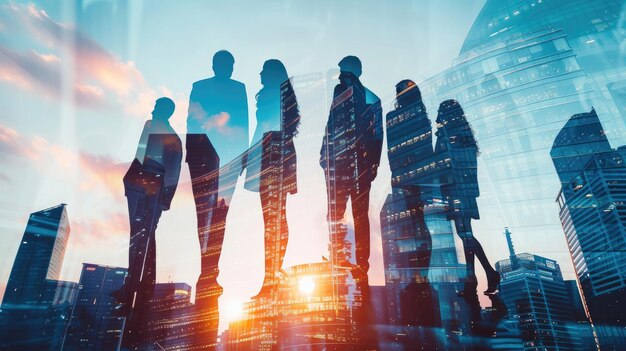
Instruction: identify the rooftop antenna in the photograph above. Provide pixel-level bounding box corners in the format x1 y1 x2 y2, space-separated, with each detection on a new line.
504 227 519 269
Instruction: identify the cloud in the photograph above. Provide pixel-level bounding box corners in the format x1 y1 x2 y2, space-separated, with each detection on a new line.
0 122 128 200
0 173 9 182
78 151 129 197
0 2 176 115
202 112 232 134
0 123 48 161
70 211 128 246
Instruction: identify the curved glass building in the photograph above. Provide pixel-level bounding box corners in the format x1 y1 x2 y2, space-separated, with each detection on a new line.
418 1 626 349
420 0 626 282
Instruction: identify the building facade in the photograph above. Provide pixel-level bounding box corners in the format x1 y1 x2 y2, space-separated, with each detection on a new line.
551 110 626 350
419 0 626 273
496 252 580 351
0 204 71 350
62 263 127 351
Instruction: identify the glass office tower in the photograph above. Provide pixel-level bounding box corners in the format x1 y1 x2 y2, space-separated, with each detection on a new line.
496 252 579 351
0 204 71 350
1 204 70 308
63 263 128 351
551 110 626 350
419 0 626 271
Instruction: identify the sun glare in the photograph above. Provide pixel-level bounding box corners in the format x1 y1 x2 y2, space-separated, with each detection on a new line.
298 276 315 294
224 299 243 319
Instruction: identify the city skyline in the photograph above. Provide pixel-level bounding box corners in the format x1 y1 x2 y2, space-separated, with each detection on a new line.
1 0 625 342
0 0 489 333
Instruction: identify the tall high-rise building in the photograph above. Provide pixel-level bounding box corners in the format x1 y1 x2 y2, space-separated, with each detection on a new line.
0 204 71 350
145 283 193 350
496 229 582 351
62 263 127 351
2 204 70 308
551 110 626 350
419 0 626 275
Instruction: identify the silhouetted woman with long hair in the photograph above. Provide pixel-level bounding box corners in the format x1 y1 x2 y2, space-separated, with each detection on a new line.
245 59 300 297
434 99 500 295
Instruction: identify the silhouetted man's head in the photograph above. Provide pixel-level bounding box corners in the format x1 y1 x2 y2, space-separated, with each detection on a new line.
213 50 235 79
338 56 362 77
152 97 175 121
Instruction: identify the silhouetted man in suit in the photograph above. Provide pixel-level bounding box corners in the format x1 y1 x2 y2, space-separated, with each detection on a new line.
186 50 249 349
320 56 383 348
122 97 182 349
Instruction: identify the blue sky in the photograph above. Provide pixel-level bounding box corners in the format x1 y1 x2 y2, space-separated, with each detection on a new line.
0 0 490 330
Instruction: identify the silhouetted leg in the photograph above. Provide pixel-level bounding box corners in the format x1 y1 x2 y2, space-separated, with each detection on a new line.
186 135 221 350
352 186 371 279
457 218 499 294
122 193 145 349
258 184 279 296
326 176 350 266
404 186 432 277
351 185 377 349
466 236 497 276
122 187 161 350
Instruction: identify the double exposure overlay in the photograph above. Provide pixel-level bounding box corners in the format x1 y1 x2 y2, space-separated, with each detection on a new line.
0 1 625 350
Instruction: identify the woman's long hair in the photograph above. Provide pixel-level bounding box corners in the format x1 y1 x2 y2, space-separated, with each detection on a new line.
255 59 299 139
436 99 479 156
281 78 300 140
256 59 289 109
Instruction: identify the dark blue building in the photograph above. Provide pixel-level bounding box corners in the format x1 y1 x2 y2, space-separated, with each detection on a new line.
0 204 71 350
551 109 626 350
496 229 580 351
62 263 127 351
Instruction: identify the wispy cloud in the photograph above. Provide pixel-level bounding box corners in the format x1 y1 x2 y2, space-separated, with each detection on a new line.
0 2 180 116
0 122 128 200
71 211 128 247
78 151 129 197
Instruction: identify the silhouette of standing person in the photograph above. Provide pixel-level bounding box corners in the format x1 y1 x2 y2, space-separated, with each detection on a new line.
244 60 300 298
434 100 500 296
320 56 383 347
186 50 249 348
121 97 182 349
386 80 438 332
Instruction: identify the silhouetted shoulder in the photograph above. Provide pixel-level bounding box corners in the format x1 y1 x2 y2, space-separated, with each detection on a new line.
192 78 213 89
230 79 246 89
365 87 380 105
192 78 245 91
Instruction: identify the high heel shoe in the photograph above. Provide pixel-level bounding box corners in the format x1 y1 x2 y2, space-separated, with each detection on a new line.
484 271 501 295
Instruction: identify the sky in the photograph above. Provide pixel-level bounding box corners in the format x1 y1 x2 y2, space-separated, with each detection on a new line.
0 0 492 330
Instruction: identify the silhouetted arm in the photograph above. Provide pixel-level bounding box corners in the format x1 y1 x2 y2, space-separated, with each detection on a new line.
320 84 344 169
240 83 250 172
134 121 151 163
186 82 201 134
160 135 183 211
370 99 384 179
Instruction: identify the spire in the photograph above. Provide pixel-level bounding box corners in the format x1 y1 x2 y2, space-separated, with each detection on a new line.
504 227 519 269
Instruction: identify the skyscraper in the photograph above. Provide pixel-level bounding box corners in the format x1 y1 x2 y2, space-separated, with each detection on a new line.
419 0 626 276
62 263 127 351
2 204 70 308
496 229 581 351
551 109 626 350
0 204 70 350
145 282 193 350
382 85 472 349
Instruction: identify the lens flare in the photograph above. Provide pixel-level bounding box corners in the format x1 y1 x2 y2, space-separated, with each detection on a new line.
298 276 315 294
